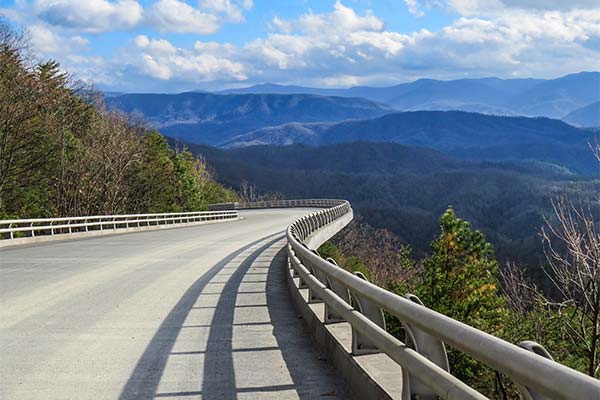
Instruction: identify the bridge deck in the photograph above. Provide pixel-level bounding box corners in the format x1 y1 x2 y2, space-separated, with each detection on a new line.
0 209 350 399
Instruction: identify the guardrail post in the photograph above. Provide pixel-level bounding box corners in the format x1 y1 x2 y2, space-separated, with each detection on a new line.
516 341 554 400
350 271 385 355
30 222 35 237
307 249 325 303
324 258 350 324
401 294 450 399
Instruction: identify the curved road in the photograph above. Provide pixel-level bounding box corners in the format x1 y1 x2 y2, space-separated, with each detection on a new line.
0 209 350 399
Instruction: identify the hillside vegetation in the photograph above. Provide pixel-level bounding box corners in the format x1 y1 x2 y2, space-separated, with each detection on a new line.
185 142 598 268
0 24 237 219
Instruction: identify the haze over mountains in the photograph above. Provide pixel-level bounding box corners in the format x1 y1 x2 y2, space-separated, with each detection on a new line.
106 71 599 176
564 101 600 127
107 92 390 145
216 72 600 122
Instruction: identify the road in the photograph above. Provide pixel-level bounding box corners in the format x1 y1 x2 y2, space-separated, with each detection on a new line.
0 209 350 399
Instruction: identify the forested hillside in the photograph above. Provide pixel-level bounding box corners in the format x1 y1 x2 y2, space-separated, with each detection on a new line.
184 141 598 268
0 24 237 219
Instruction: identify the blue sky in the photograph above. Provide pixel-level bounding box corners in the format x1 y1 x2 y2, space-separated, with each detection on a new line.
1 1 599 92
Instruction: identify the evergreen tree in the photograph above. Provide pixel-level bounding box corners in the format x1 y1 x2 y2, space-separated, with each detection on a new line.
417 206 506 391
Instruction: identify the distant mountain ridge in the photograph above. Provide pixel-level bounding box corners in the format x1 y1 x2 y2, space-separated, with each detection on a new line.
563 101 600 127
216 72 599 119
104 72 599 175
224 111 597 174
106 92 390 145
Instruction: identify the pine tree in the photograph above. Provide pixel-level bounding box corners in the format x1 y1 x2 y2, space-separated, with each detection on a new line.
417 206 506 391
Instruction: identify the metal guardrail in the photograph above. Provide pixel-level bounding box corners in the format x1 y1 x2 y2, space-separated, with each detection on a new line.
0 211 238 240
208 199 343 210
285 200 600 400
237 199 343 209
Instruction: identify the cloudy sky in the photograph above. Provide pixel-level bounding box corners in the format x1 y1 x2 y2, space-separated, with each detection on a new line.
1 0 599 92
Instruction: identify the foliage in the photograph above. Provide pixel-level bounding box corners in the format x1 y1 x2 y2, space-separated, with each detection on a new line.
0 21 237 219
418 207 505 327
411 207 507 393
318 240 372 281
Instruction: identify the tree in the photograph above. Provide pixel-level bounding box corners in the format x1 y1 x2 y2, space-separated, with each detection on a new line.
239 180 258 202
417 207 506 391
420 207 505 325
540 197 600 377
0 23 45 215
0 20 238 219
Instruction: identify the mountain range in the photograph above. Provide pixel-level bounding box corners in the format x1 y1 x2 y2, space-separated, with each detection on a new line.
105 71 599 176
102 72 600 268
224 111 597 175
106 92 390 145
216 72 600 121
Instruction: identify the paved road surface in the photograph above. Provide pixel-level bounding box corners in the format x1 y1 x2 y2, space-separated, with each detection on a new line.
0 209 350 399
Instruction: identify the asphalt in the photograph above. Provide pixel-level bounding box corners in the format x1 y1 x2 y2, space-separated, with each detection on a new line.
0 209 351 400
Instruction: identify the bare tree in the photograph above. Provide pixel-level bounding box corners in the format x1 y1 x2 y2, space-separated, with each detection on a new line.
78 109 143 215
498 138 600 378
239 180 257 202
500 262 541 315
540 196 600 377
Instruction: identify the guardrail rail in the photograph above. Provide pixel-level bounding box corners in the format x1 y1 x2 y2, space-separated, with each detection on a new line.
0 210 238 242
208 199 343 210
283 199 600 400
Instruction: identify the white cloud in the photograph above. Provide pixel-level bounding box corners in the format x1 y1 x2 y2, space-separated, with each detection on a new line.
271 16 292 34
419 0 600 16
5 0 600 91
403 0 424 17
25 24 115 87
296 1 384 35
127 36 247 82
16 0 254 35
199 0 251 23
147 0 220 34
231 1 600 86
33 0 143 33
28 24 89 55
238 2 428 81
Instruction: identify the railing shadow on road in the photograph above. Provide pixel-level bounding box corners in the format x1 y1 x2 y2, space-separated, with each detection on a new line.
119 230 349 400
117 234 282 400
265 246 350 399
200 235 285 399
